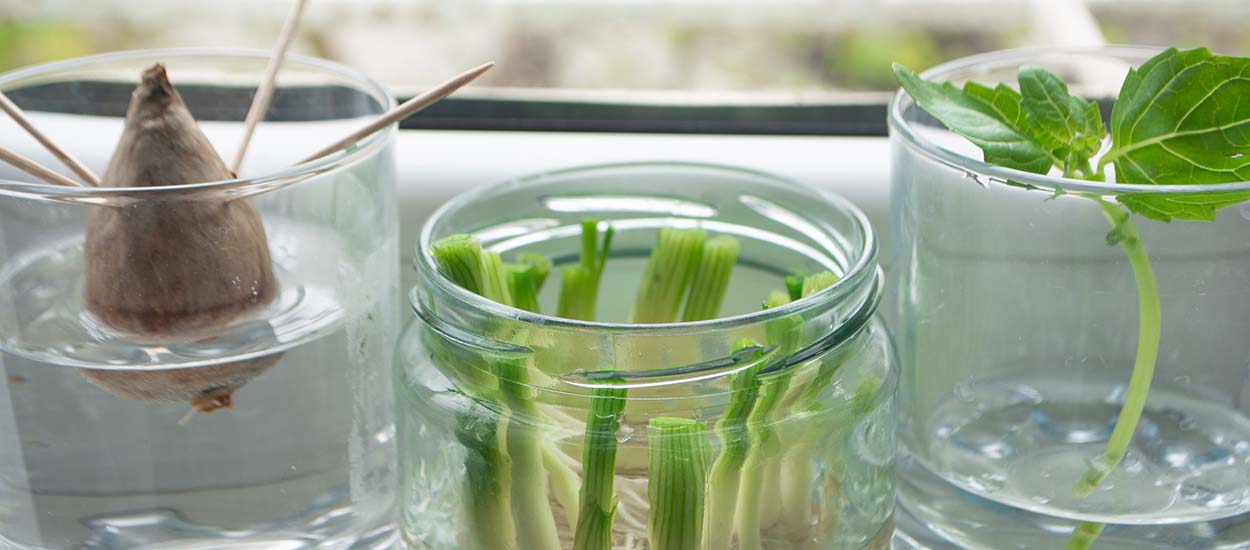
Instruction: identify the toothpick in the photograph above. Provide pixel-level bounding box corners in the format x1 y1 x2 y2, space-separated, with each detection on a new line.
231 0 310 174
178 405 200 426
0 146 86 187
0 92 101 186
295 61 495 165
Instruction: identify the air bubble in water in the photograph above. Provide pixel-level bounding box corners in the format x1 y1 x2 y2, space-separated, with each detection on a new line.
953 379 976 403
962 171 991 189
1125 458 1144 475
616 424 635 444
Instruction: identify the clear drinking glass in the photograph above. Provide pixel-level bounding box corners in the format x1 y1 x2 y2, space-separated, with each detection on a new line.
395 162 898 550
889 46 1250 549
0 50 399 549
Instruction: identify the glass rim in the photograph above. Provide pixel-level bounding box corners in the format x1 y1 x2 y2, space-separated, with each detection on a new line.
887 44 1250 195
0 47 397 200
415 160 881 336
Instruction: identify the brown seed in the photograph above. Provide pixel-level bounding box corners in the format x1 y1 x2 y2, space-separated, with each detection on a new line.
82 64 280 411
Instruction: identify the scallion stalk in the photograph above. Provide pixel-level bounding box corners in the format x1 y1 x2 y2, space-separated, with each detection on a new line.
784 273 805 302
510 264 542 313
681 235 740 322
573 382 628 550
800 271 838 298
631 228 706 324
496 358 562 550
735 291 801 550
432 235 518 548
702 338 766 550
648 417 710 550
520 252 553 290
776 271 842 537
559 219 614 322
454 404 516 550
480 250 513 306
558 266 595 321
734 381 786 550
545 441 584 534
432 233 562 550
735 273 840 549
556 219 632 550
432 234 485 294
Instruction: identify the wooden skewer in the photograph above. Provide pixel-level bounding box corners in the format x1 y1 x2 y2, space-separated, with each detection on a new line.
231 0 310 174
0 145 86 187
0 92 101 186
295 61 495 165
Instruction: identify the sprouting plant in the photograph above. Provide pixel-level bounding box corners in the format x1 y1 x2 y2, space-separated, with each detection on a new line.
703 338 768 550
568 219 624 550
733 272 840 550
648 416 711 550
428 218 881 550
630 228 707 324
895 46 1250 549
432 233 566 550
559 220 613 321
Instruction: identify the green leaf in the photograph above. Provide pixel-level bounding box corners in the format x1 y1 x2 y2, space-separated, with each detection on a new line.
1104 47 1250 221
1018 66 1105 169
893 64 1054 174
1119 189 1250 222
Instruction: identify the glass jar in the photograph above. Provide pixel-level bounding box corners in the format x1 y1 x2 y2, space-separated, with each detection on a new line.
890 46 1250 549
396 162 897 550
0 50 399 549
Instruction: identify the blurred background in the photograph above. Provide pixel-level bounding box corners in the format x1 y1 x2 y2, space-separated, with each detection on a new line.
0 0 1244 101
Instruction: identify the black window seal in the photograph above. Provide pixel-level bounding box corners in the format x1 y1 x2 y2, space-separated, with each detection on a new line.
4 80 891 137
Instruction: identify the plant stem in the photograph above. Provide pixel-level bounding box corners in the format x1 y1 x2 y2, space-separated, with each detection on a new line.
432 235 519 548
558 219 626 549
631 228 706 323
544 442 583 534
785 274 805 301
520 252 553 290
434 235 565 550
681 235 740 322
480 250 514 306
558 266 596 320
510 265 542 313
560 219 614 322
496 359 562 550
740 271 840 542
1066 522 1106 550
1076 202 1161 496
573 383 629 550
735 379 784 550
432 234 485 294
703 339 766 550
735 291 804 550
454 405 516 550
1064 201 1162 550
777 440 815 539
648 417 710 550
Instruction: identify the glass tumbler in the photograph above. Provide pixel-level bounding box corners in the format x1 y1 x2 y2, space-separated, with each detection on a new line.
890 46 1250 549
395 162 898 549
0 50 399 549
